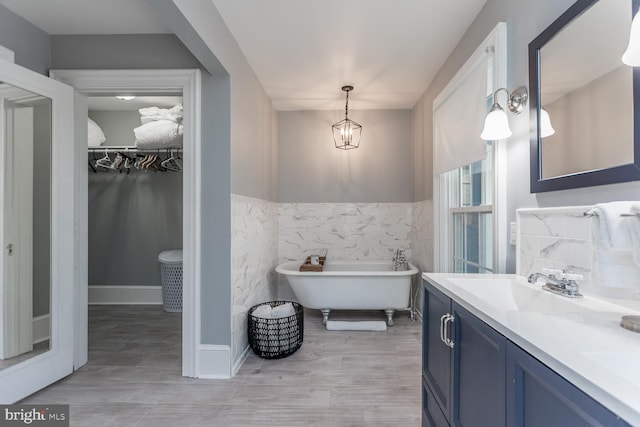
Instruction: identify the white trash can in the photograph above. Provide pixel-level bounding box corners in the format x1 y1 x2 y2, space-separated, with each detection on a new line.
158 249 183 312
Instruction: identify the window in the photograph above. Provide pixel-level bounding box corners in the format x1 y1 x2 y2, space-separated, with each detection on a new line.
449 144 493 273
433 23 507 274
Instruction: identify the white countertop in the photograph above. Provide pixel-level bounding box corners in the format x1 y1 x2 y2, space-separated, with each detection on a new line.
423 272 640 426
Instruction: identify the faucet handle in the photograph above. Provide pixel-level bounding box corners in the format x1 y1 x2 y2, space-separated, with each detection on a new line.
564 273 583 282
542 268 563 277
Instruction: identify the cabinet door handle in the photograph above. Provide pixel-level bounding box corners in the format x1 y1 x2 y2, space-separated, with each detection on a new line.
439 314 448 344
443 314 455 348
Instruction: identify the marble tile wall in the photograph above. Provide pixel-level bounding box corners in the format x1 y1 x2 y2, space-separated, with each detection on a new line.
231 194 279 366
410 200 433 315
517 206 594 291
278 202 414 299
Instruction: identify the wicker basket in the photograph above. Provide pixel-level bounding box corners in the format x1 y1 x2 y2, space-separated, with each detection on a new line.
248 301 304 359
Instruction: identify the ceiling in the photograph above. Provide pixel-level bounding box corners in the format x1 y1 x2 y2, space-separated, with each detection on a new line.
1 0 487 111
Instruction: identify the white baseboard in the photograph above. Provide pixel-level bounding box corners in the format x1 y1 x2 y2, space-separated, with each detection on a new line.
198 345 231 379
232 344 251 377
88 285 162 305
32 314 50 345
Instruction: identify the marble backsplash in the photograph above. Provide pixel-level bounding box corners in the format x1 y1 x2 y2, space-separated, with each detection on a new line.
517 206 593 291
278 202 414 299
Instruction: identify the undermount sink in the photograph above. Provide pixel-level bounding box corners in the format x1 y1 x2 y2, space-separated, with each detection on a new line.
446 277 631 315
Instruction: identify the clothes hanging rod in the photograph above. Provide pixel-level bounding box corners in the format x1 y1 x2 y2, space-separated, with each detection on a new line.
88 146 183 153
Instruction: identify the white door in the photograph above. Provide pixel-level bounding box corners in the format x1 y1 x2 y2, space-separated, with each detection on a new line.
0 59 75 403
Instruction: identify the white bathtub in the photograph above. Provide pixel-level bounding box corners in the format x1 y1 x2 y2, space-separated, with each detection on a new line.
275 260 419 326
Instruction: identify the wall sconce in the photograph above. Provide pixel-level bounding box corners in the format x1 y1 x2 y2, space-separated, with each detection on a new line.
332 85 362 150
623 9 640 66
480 86 528 140
540 107 555 138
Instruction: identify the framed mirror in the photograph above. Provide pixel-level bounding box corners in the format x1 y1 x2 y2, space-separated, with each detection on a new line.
529 0 640 192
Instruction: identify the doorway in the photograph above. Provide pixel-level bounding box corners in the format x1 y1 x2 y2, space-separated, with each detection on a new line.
49 69 201 377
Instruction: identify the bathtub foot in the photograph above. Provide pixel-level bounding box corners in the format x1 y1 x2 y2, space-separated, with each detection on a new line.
385 309 395 326
320 309 331 325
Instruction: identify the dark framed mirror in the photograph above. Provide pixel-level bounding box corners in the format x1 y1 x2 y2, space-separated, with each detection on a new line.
529 0 640 193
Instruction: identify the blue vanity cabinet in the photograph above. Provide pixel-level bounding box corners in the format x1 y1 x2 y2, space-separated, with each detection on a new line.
423 281 453 425
506 342 630 427
422 280 507 427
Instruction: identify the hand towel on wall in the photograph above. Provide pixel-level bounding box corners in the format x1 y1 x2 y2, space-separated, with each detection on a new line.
590 201 636 250
627 204 640 267
134 120 183 149
590 201 640 296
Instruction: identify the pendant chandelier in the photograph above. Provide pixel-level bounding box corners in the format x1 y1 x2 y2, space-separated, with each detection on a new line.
332 85 362 150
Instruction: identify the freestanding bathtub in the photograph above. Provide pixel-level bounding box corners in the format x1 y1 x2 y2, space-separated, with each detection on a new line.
275 260 419 326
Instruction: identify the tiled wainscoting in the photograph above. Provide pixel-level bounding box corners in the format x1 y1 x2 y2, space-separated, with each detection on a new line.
410 200 433 315
517 207 593 291
231 195 279 370
231 195 434 369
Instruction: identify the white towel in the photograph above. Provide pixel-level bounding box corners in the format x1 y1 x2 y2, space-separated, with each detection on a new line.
139 104 183 124
590 201 636 250
325 321 387 331
629 204 640 266
134 120 183 149
87 117 106 147
271 302 296 318
252 305 273 319
590 202 640 293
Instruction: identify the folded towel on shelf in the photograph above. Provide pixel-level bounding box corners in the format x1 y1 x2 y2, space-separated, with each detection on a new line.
139 104 183 124
325 321 387 331
590 201 636 250
88 117 106 147
134 120 183 149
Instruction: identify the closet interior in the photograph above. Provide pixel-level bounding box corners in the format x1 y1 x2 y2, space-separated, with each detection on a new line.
87 95 184 348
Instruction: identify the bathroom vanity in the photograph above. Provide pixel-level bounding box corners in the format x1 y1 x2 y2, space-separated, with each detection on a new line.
422 273 640 427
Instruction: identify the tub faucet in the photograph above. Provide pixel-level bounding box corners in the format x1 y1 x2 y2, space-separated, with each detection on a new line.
392 249 408 271
527 268 583 298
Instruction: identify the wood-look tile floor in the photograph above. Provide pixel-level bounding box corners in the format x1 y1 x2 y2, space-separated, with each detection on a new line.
22 305 422 426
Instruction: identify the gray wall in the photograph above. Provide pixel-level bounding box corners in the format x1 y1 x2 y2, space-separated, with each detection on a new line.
89 110 142 147
0 3 50 75
33 102 52 318
88 170 182 286
278 109 413 203
51 34 200 70
412 0 640 273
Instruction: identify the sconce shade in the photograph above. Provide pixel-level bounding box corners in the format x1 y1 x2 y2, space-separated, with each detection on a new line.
332 85 362 150
540 107 555 138
332 118 362 150
480 103 512 140
623 11 640 66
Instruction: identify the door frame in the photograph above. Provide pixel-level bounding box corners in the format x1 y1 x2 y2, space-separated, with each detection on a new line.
49 69 201 377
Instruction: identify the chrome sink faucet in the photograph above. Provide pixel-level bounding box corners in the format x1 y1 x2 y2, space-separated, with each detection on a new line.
392 249 408 271
527 268 583 298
